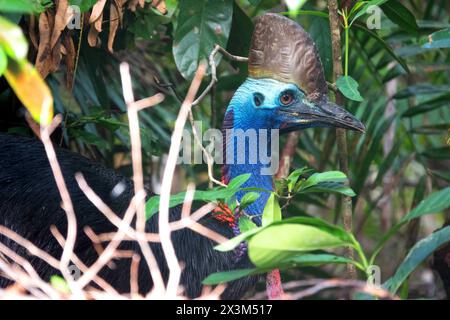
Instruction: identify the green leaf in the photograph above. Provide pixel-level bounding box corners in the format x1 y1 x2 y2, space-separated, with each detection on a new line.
309 16 332 79
261 193 281 227
239 192 260 210
202 253 354 285
145 174 250 219
246 217 354 268
423 28 450 49
0 47 6 76
0 16 28 61
381 1 419 35
238 216 258 233
422 147 450 160
349 0 390 26
173 0 233 79
214 227 261 252
286 167 311 192
248 222 354 268
248 0 262 6
284 253 355 267
336 76 364 102
69 0 97 12
227 173 251 190
301 171 348 189
384 225 450 294
401 94 450 117
394 84 450 99
401 187 450 223
202 268 258 285
303 181 356 197
354 22 409 73
50 275 70 294
0 0 49 13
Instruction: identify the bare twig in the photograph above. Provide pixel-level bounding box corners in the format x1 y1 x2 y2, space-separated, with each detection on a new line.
192 45 247 107
50 226 120 296
158 63 207 297
75 173 165 292
39 112 81 294
120 62 166 295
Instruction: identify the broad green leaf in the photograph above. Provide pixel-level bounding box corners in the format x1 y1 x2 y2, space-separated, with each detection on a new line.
227 173 251 190
384 225 450 293
248 222 354 268
381 1 419 35
401 187 450 223
0 16 28 61
301 171 348 190
336 76 364 102
238 216 258 233
423 28 450 49
0 0 49 13
4 59 53 125
261 193 281 226
303 181 356 197
173 0 233 79
239 192 260 210
0 47 6 76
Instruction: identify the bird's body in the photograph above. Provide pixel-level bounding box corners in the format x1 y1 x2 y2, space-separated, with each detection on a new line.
0 133 258 298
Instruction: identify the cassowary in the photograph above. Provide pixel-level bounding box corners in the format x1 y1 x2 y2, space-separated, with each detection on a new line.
0 14 364 299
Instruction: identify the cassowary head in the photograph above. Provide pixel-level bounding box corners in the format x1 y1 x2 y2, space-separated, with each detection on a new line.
226 13 365 134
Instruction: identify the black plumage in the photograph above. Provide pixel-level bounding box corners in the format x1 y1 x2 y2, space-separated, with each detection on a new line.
0 133 258 298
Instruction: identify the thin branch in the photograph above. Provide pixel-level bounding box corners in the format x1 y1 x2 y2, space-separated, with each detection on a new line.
39 113 81 294
158 63 207 297
328 0 356 279
192 45 247 107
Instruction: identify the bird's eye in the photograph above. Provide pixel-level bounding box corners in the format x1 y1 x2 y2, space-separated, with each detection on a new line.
253 93 264 107
280 91 294 106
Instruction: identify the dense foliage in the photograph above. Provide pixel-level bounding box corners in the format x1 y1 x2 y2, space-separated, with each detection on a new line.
0 0 449 299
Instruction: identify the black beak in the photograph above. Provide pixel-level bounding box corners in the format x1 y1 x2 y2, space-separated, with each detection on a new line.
278 98 366 134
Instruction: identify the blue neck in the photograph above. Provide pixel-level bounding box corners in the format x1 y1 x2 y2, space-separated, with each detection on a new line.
222 79 280 225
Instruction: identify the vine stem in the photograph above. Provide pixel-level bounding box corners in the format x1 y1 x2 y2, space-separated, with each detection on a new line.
328 0 356 279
